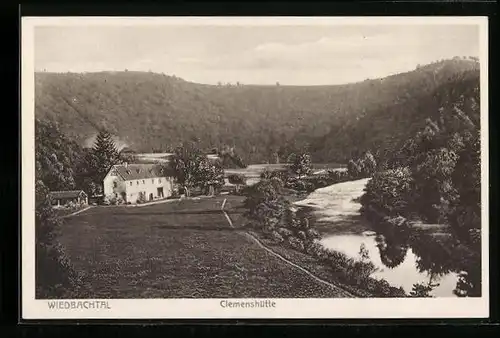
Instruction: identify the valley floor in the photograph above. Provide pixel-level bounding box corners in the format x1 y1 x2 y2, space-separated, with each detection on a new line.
54 195 353 298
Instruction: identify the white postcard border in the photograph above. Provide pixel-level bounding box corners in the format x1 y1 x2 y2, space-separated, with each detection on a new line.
21 16 490 320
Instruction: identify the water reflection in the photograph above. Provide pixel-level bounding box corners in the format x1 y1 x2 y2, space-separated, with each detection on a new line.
375 234 409 269
320 221 480 297
296 178 480 297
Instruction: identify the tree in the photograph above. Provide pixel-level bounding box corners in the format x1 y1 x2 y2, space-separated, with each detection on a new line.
243 177 287 220
78 130 121 197
360 166 415 220
347 159 361 178
74 148 102 197
196 157 225 196
170 143 203 197
218 145 247 169
409 281 438 297
169 142 225 197
35 119 82 191
361 151 377 176
92 130 120 178
288 152 312 179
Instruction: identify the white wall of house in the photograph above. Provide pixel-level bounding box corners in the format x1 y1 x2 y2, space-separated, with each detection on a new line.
123 176 174 203
103 166 175 204
103 172 126 198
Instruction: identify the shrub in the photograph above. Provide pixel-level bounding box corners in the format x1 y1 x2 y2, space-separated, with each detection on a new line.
287 236 305 252
108 195 124 205
288 152 313 178
102 195 111 205
137 191 147 204
384 215 409 228
409 282 437 297
277 227 293 238
360 166 414 220
347 159 362 178
297 231 307 241
306 229 321 240
243 178 287 219
269 231 285 244
35 180 85 298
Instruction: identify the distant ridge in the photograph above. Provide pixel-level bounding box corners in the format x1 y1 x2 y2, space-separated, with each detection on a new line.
35 58 479 164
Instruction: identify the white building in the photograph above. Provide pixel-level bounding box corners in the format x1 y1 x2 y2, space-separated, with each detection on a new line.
103 163 175 204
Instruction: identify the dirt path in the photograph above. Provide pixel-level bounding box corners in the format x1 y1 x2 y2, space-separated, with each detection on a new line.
59 195 349 298
221 198 355 298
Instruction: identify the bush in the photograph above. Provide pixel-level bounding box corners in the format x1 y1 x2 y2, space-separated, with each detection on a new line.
35 181 85 298
269 231 285 244
108 195 124 206
305 240 324 256
306 228 321 240
102 195 111 205
409 282 438 297
137 191 147 204
297 231 307 241
360 166 414 220
287 236 305 252
286 178 317 192
277 227 293 238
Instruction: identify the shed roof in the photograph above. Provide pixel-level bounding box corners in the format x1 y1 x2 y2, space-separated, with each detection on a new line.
49 190 87 199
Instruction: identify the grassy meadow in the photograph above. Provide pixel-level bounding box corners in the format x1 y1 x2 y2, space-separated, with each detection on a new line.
58 195 351 298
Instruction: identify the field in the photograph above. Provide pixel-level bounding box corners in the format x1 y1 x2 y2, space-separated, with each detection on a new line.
57 195 351 298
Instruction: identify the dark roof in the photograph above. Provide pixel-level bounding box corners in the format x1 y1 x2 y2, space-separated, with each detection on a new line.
109 163 174 181
49 190 87 199
120 147 136 154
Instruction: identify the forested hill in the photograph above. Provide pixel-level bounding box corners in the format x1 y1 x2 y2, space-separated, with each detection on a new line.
35 57 479 164
310 67 481 163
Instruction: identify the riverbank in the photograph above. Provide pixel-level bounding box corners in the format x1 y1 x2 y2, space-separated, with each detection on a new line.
243 177 407 297
288 178 462 297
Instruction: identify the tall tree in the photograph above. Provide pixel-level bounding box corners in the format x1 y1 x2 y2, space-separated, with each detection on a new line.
35 119 82 191
196 157 225 196
170 143 204 197
92 130 120 178
289 152 313 179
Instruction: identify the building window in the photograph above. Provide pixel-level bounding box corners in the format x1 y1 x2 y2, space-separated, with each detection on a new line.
113 181 117 188
159 178 162 183
142 180 145 184
130 182 133 186
137 181 139 185
152 179 154 184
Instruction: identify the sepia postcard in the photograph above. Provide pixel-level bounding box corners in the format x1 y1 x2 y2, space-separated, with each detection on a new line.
21 16 489 319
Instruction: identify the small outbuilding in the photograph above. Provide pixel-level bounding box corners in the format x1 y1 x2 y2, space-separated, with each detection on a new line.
49 190 88 207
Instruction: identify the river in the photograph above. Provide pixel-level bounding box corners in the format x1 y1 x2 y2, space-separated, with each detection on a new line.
294 178 461 297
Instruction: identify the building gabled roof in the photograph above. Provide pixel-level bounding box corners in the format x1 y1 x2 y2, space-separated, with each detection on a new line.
120 147 136 154
108 163 174 181
49 190 87 200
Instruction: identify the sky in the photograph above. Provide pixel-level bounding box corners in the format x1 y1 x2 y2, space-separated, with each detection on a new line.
34 24 480 85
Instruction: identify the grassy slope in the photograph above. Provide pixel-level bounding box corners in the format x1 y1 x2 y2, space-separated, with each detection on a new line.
35 58 479 163
58 196 351 298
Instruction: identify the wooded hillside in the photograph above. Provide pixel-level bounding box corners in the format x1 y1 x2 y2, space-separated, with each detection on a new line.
35 57 479 164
